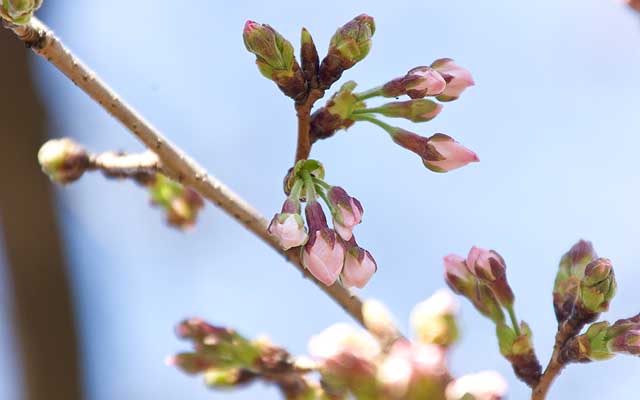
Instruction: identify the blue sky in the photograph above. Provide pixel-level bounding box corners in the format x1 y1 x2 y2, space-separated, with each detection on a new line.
1 0 640 399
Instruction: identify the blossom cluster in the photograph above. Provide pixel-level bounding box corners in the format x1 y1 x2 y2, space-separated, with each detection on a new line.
268 160 376 288
171 292 509 400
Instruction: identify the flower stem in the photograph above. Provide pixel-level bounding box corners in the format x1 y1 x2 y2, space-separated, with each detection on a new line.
351 114 397 135
302 170 317 202
507 306 521 336
288 178 304 201
354 86 384 101
294 89 324 162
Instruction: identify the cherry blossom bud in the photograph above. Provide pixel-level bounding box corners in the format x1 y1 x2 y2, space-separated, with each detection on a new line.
608 314 640 356
390 130 478 173
319 14 376 89
204 368 254 388
268 198 308 250
573 258 616 323
444 254 475 295
369 99 443 123
341 241 376 288
466 247 514 307
328 186 363 240
382 66 447 99
149 175 204 229
410 289 459 346
243 21 307 101
300 28 320 90
38 138 89 184
553 240 597 322
0 0 41 24
431 59 475 102
302 201 345 286
445 371 507 400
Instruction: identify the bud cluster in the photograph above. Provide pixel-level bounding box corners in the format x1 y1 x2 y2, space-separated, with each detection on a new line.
561 314 640 363
173 307 507 400
268 159 375 288
552 240 617 332
0 0 42 24
170 318 322 398
37 138 205 230
243 14 376 103
309 60 477 173
444 247 542 387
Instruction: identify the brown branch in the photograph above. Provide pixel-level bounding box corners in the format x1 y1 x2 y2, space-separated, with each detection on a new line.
2 17 403 342
531 321 581 400
294 89 324 162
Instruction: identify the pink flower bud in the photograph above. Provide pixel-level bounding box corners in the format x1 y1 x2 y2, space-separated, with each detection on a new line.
302 229 345 286
328 186 363 240
466 246 514 307
390 130 478 173
443 254 475 295
268 213 308 250
342 244 377 288
362 299 397 339
423 133 479 173
445 371 507 400
382 66 447 99
431 58 475 101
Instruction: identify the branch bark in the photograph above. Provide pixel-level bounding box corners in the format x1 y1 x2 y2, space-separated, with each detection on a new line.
531 321 579 399
2 17 402 342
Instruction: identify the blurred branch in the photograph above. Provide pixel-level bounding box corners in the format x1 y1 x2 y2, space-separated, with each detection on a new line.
0 27 82 400
2 17 403 342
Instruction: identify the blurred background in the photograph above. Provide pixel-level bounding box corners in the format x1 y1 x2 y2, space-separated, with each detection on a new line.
1 0 639 399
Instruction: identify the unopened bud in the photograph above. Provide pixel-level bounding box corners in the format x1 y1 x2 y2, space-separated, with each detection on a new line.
302 202 345 286
327 186 363 241
466 247 514 307
574 258 616 322
204 368 254 388
608 314 640 356
382 66 447 99
430 59 475 102
243 21 307 101
553 240 597 323
319 14 375 89
410 289 459 346
300 28 320 89
0 0 42 24
391 130 479 173
38 138 89 184
341 242 376 289
371 99 443 122
149 175 204 229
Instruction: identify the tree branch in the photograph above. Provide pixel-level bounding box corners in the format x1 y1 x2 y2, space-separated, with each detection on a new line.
2 17 403 341
531 321 579 399
294 89 324 162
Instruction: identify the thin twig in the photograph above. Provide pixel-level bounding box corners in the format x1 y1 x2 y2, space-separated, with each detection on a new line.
3 17 403 340
88 150 160 178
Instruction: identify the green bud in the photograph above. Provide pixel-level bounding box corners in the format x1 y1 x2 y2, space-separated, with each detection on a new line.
149 175 204 229
577 258 616 316
1 0 42 24
37 138 89 184
309 81 363 142
367 99 443 123
243 20 307 101
319 14 376 89
553 240 597 323
300 28 320 89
